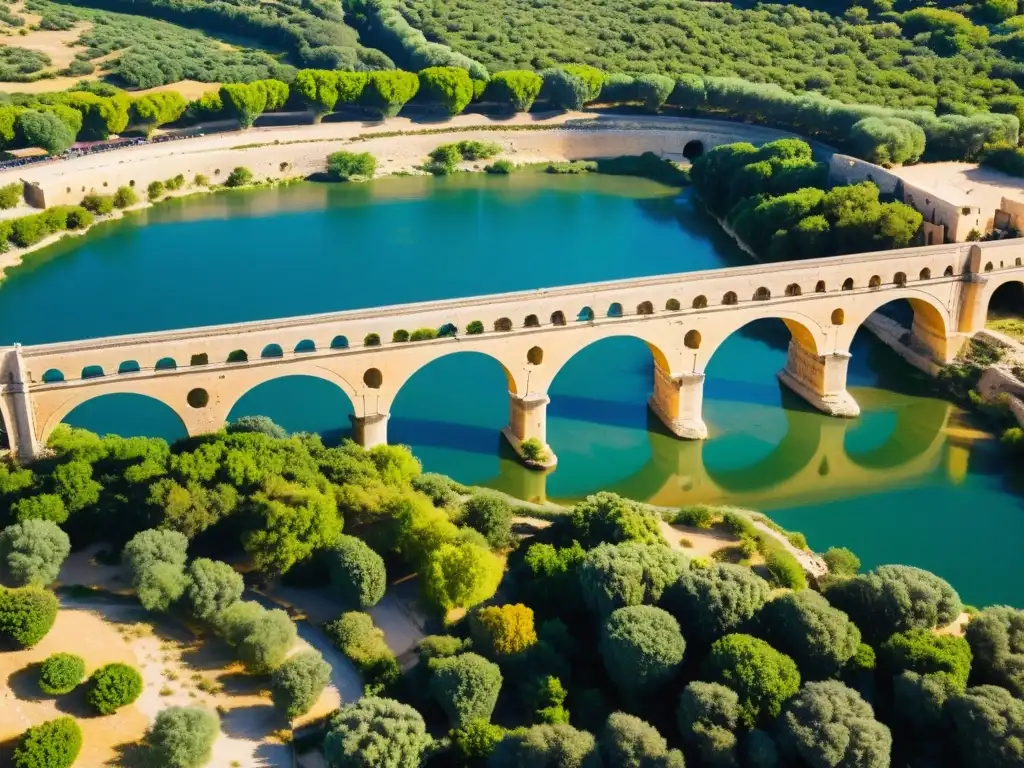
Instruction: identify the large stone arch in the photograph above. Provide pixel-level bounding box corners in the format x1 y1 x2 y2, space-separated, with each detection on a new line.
980 275 1024 322
217 361 363 425
530 329 673 394
36 384 188 447
835 287 955 363
695 310 827 374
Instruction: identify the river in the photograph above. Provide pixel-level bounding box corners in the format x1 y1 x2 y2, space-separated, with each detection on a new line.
1 172 1020 607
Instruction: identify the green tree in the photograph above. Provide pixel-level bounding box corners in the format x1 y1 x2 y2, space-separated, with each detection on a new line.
876 201 923 250
146 707 220 768
453 718 506 764
136 560 188 612
600 605 685 697
849 117 925 165
13 717 81 768
123 528 188 574
579 541 689 618
132 91 187 132
243 478 341 576
823 547 861 577
541 69 590 111
419 66 475 115
327 151 377 181
11 495 67 525
37 652 85 695
753 591 861 680
486 70 543 112
113 185 138 208
328 535 387 610
677 681 741 768
947 685 1024 768
462 492 514 549
324 697 432 768
87 662 143 714
224 166 254 188
489 724 599 767
0 182 21 209
965 605 1024 697
16 111 75 154
422 541 503 611
778 681 892 768
271 650 332 718
51 460 101 513
703 634 800 726
220 82 268 128
364 70 420 117
0 520 70 587
0 587 58 648
567 491 662 547
635 74 675 112
662 562 770 647
430 652 503 728
880 628 972 690
184 558 243 620
561 65 604 102
601 712 684 768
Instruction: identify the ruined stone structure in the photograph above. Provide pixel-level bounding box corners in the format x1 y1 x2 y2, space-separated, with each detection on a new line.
1 240 1021 466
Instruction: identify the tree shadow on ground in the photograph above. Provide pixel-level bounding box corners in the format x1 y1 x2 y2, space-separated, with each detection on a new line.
216 670 263 697
7 663 45 702
220 703 285 740
107 741 153 768
53 684 100 718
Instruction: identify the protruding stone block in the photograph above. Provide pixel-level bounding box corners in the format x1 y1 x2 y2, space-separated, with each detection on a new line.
350 412 389 449
502 392 557 468
778 342 860 418
647 368 708 439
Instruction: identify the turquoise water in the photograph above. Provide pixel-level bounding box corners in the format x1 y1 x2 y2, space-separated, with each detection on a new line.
2 174 1021 607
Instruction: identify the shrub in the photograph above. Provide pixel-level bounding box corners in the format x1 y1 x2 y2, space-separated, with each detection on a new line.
81 192 114 215
87 662 143 714
579 541 689 619
703 634 801 726
136 560 188 612
422 541 503 611
271 650 332 718
465 320 485 334
13 717 81 768
17 110 75 154
411 473 461 507
453 718 506 763
165 174 185 191
11 494 67 525
38 652 86 695
212 600 297 673
364 333 380 346
823 547 861 577
778 681 891 768
419 66 474 115
602 712 684 767
328 535 387 610
226 415 287 438
489 723 598 767
635 73 675 112
429 651 502 728
879 628 972 691
661 562 770 647
677 681 740 767
327 151 376 181
462 492 514 549
486 70 543 112
965 606 1024 697
225 167 254 187
764 544 806 590
674 505 717 528
0 181 21 209
392 329 410 342
567 491 661 547
147 706 220 768
185 558 244 620
112 185 138 208
519 438 548 463
325 612 400 696
0 519 71 587
148 180 165 200
363 70 420 117
541 69 591 111
0 587 59 648
193 174 209 187
599 605 685 697
753 591 861 680
533 675 570 724
485 159 514 174
947 685 1024 768
472 603 537 657
323 697 432 768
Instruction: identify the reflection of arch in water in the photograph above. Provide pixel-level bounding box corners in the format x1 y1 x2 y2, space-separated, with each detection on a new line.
843 391 950 470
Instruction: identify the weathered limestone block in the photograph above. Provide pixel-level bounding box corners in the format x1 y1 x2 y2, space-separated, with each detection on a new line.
647 368 708 440
502 392 557 468
778 342 860 418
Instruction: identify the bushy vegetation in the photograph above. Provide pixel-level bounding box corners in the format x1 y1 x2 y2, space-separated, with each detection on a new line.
37 652 86 695
12 717 81 768
87 662 143 714
271 650 332 718
327 151 377 181
325 611 400 695
0 519 70 586
0 586 58 648
146 707 220 768
323 696 433 767
328 534 387 609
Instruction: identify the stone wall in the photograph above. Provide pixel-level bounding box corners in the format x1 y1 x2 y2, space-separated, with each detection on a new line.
828 154 901 195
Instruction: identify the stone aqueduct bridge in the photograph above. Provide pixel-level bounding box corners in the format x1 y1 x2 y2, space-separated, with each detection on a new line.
1 239 1022 464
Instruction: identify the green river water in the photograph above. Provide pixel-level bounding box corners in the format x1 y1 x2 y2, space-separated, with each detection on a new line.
1 173 1020 607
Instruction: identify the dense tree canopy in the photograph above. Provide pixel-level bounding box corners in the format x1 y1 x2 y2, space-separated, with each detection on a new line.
677 681 741 767
579 541 689 618
703 634 801 727
965 605 1024 697
599 605 685 697
328 534 387 609
601 712 684 768
0 520 70 587
271 650 333 718
947 685 1024 768
147 707 220 768
661 562 770 648
489 723 600 768
323 697 433 768
429 652 503 728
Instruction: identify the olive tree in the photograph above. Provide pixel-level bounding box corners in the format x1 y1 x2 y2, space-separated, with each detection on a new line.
703 634 800 726
462 492 514 549
579 542 689 618
212 600 297 672
429 652 503 727
947 685 1024 768
567 492 662 547
778 681 891 768
136 561 188 612
0 586 59 648
965 605 1024 697
635 74 675 112
486 70 543 112
13 717 81 768
271 650 332 718
328 535 386 610
16 111 75 154
324 697 433 768
601 712 683 768
753 591 861 679
662 562 770 647
419 66 474 115
185 558 244 620
147 706 220 768
123 528 188 575
489 724 599 768
599 606 685 697
0 519 71 587
677 681 740 768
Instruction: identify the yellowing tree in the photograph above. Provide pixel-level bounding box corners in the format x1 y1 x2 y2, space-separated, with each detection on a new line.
473 604 538 656
422 542 502 611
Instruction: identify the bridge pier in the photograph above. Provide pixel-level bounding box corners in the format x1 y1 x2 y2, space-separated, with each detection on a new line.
647 368 708 440
501 392 557 468
350 413 389 449
2 346 41 463
778 341 860 418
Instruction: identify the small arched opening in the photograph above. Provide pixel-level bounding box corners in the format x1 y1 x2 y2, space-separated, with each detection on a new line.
261 344 284 359
684 329 701 349
42 369 65 383
330 335 349 349
608 303 623 318
438 323 458 338
577 306 594 322
985 262 994 272
666 298 681 311
495 317 513 332
683 139 704 159
190 353 209 366
82 365 104 379
831 308 845 325
227 350 248 363
363 368 383 389
815 280 826 293
869 275 882 289
551 311 566 326
295 339 316 353
117 361 140 374
637 301 654 316
894 272 907 287
693 295 708 309
155 357 177 371
842 278 854 291
754 287 771 301
785 283 801 297
723 291 738 306
527 346 544 365
919 268 931 280
525 314 540 328
944 266 954 277
985 280 1024 336
187 388 209 409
